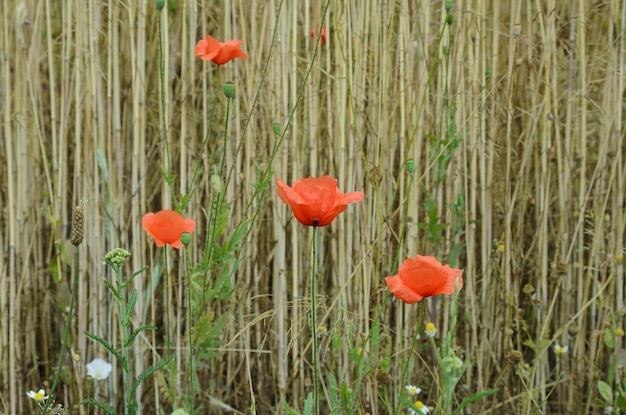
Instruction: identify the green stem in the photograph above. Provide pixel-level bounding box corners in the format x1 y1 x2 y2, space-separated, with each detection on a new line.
117 267 130 415
394 302 425 415
393 172 415 272
164 246 171 354
45 244 79 412
183 245 194 411
311 226 319 415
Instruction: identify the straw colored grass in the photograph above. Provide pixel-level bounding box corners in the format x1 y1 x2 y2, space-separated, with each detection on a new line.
1 0 625 414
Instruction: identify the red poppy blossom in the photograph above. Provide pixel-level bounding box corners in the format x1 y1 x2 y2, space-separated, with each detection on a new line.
385 255 463 304
142 210 196 249
310 25 327 45
194 35 248 65
276 175 363 227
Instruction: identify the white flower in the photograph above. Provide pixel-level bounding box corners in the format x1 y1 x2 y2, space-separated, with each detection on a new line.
26 389 48 403
86 358 113 380
405 385 422 395
409 400 430 414
553 343 569 356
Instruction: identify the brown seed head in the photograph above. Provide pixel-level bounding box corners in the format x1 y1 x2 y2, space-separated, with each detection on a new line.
70 206 84 246
506 349 523 365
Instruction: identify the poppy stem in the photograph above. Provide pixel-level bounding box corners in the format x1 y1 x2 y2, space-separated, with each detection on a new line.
157 12 171 179
310 225 320 415
164 246 171 357
183 245 195 412
395 301 425 415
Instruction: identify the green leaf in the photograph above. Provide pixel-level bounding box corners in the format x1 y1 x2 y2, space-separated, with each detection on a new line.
453 388 499 414
604 327 615 349
102 279 121 300
303 393 313 415
128 352 176 406
616 390 626 410
124 289 138 326
80 398 116 415
280 395 301 415
598 380 614 404
84 331 128 372
125 325 157 348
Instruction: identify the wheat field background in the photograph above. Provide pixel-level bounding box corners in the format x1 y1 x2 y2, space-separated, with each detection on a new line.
1 0 625 414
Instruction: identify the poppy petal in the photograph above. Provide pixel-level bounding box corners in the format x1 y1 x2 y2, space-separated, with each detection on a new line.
385 255 463 303
142 210 196 249
385 274 424 304
276 175 363 227
183 218 197 233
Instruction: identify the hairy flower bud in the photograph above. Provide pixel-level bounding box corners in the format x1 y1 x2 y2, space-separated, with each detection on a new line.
70 205 85 246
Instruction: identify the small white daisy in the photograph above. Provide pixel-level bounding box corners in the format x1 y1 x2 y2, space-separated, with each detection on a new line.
425 322 437 338
553 343 569 355
26 389 48 403
405 384 422 395
409 400 430 414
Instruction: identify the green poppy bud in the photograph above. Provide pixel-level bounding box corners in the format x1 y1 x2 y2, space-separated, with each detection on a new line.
223 81 235 98
406 159 416 175
272 123 281 135
445 1 453 12
155 0 166 10
180 232 191 247
446 14 454 26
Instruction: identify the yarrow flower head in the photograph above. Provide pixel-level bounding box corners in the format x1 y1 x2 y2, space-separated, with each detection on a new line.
425 322 437 338
275 175 364 227
554 343 569 355
142 210 196 249
385 255 463 304
103 248 131 270
194 35 248 65
409 400 430 414
86 358 113 380
405 385 421 395
27 389 48 403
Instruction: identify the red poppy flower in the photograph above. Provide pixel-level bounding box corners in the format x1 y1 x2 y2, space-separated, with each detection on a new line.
276 175 363 227
385 255 463 304
310 25 327 45
194 35 248 65
142 210 196 249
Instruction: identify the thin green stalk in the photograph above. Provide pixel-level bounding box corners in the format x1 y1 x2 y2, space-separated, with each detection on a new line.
311 226 320 415
200 87 231 311
183 244 194 411
116 266 130 415
352 167 415 409
157 11 171 176
45 243 79 412
395 302 425 415
164 246 171 354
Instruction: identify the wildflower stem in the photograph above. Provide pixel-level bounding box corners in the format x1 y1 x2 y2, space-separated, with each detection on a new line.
395 301 424 415
310 226 320 415
393 171 415 272
117 267 130 415
45 240 80 412
219 86 231 182
157 9 171 177
183 245 195 411
164 246 171 355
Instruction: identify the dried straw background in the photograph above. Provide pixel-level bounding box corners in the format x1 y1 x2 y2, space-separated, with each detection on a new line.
1 0 625 414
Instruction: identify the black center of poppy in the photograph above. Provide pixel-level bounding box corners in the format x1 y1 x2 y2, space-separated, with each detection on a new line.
313 219 319 226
